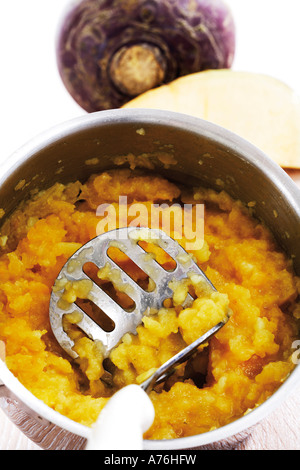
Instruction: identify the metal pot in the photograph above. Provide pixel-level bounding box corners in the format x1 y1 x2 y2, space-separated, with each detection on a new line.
0 109 299 450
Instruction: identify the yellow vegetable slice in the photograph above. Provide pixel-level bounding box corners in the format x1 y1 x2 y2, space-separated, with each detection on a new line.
123 70 300 169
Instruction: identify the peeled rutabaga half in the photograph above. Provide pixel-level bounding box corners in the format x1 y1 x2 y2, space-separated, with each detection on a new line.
123 70 300 169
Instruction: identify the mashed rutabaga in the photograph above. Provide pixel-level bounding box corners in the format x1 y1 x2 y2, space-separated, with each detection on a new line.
0 169 299 439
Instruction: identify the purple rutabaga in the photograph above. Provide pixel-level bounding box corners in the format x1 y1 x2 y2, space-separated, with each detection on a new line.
56 0 236 112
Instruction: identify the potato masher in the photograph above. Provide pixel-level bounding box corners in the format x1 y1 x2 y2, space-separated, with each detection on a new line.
49 227 229 449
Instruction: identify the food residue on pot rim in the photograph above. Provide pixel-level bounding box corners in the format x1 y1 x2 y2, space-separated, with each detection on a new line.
85 157 100 166
14 179 26 191
112 152 177 170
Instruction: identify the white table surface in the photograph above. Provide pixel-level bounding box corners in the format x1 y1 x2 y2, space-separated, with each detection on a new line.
0 0 300 450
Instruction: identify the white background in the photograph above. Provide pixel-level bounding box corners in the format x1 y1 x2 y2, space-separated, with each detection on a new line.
0 0 300 162
0 0 300 450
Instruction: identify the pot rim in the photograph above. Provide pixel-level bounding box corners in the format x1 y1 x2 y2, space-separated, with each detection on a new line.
0 108 300 450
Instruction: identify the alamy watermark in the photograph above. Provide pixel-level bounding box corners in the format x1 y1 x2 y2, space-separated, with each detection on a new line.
96 196 204 251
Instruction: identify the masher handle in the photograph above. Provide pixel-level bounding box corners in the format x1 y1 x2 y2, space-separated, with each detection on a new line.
85 384 155 450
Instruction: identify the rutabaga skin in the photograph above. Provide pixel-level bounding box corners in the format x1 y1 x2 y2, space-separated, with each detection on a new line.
56 0 236 112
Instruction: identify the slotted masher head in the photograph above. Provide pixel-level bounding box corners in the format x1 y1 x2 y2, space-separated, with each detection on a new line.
49 227 217 359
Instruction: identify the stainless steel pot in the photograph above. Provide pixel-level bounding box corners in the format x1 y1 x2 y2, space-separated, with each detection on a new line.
0 109 299 450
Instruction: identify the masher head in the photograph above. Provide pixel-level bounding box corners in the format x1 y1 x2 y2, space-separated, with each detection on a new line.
49 227 216 359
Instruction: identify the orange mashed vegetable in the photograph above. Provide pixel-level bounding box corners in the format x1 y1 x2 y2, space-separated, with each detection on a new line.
0 169 299 439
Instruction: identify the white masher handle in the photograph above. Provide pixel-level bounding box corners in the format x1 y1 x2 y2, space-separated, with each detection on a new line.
85 384 155 450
